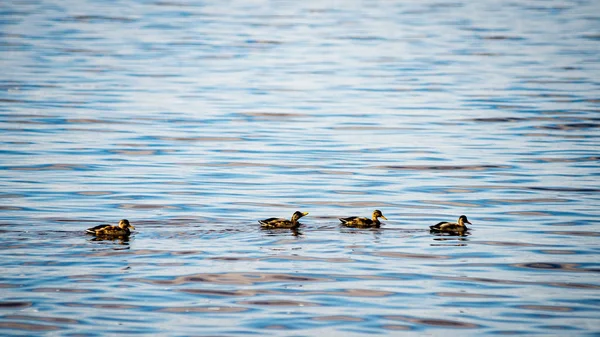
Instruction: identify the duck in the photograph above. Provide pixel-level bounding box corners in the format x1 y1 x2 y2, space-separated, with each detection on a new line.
86 219 135 237
430 215 472 233
259 211 309 229
339 210 387 228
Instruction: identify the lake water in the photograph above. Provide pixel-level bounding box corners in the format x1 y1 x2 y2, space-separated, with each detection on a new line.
1 0 599 335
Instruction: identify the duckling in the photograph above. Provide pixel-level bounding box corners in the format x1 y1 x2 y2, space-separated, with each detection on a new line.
339 210 387 228
259 211 309 229
86 219 135 237
430 215 472 233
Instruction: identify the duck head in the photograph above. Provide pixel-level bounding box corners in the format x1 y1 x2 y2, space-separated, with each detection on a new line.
373 210 388 221
118 219 135 230
458 215 471 226
291 211 309 222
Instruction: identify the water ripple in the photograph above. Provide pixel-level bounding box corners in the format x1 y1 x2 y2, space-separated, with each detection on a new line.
1 0 599 335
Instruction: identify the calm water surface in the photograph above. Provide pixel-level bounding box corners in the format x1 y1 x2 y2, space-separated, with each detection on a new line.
1 0 599 335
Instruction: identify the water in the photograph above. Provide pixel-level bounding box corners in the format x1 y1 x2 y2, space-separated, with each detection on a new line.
1 0 599 335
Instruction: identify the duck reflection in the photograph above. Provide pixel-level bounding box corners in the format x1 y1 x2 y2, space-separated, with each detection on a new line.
431 233 469 246
260 227 304 237
430 230 471 238
339 226 383 240
89 236 131 246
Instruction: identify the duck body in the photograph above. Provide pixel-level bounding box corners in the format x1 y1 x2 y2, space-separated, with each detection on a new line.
340 210 387 228
430 215 471 233
86 219 135 237
259 211 308 229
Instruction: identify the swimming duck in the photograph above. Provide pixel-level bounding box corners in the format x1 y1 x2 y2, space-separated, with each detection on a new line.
339 210 387 228
259 211 309 229
430 215 472 233
86 219 135 237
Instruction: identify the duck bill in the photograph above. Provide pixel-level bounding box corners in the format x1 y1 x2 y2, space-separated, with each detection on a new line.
302 212 309 216
380 216 388 220
129 225 136 230
465 220 472 225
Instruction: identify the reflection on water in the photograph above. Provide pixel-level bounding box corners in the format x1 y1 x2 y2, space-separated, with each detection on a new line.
261 227 304 237
1 0 599 335
90 236 130 245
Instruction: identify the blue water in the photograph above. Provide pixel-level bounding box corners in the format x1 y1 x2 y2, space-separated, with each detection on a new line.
1 0 599 335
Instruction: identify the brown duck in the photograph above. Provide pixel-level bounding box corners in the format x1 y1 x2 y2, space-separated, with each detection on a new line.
430 215 472 233
339 210 387 228
86 219 135 237
259 211 309 229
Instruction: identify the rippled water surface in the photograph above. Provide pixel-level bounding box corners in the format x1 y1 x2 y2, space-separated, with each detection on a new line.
1 0 600 335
